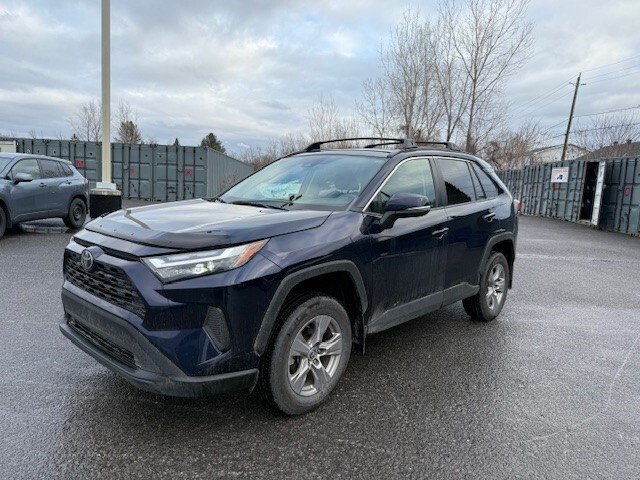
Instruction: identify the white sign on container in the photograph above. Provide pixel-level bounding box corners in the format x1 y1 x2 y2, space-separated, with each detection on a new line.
551 167 569 183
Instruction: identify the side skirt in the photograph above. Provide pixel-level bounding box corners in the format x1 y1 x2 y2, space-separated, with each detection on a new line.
366 283 479 335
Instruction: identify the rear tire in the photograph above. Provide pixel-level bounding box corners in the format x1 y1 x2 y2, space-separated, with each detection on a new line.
64 198 87 230
463 252 509 322
259 294 352 415
0 208 6 240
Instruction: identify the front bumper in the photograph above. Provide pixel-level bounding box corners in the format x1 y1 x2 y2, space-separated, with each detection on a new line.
60 287 258 397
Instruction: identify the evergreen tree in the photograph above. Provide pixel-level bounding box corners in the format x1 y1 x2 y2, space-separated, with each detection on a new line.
115 120 142 144
200 132 226 153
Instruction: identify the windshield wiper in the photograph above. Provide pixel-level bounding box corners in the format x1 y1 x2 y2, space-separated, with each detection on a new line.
280 194 303 208
205 196 226 203
230 200 287 210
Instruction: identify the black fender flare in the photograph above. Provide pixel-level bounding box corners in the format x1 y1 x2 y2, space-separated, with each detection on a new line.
253 260 368 355
479 231 516 287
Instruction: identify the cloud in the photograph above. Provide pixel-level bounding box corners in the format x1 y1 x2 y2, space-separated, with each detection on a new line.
0 0 639 153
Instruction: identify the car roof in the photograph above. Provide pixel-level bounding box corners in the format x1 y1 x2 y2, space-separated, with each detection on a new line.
296 147 493 170
0 152 72 164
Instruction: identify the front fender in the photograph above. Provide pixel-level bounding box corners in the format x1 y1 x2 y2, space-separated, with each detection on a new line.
252 260 368 355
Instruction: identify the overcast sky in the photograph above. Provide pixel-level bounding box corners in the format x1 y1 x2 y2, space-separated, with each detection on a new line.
1 0 639 154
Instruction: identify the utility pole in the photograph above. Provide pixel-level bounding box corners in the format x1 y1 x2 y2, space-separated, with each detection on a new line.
101 0 111 185
560 72 585 161
91 0 122 218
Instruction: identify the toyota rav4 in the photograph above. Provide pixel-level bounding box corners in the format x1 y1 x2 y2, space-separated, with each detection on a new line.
60 138 517 415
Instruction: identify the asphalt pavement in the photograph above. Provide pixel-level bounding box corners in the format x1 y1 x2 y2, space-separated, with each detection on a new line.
1 212 639 479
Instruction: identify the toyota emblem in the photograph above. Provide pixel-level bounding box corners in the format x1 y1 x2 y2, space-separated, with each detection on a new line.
80 249 94 272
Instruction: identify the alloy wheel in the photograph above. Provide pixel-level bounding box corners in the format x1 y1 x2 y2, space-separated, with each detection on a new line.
287 315 343 397
486 263 506 311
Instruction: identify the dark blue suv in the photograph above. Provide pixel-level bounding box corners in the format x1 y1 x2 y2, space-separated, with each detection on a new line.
60 138 517 415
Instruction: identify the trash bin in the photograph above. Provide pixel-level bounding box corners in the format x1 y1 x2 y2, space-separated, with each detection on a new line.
89 188 122 218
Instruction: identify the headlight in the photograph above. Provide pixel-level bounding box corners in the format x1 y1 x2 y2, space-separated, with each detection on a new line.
142 239 267 282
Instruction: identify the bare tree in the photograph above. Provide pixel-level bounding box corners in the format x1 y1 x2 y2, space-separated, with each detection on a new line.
357 78 395 137
573 112 640 153
432 16 470 141
69 100 102 141
114 100 142 143
369 9 443 140
239 132 308 170
307 95 360 147
442 0 533 153
481 121 544 169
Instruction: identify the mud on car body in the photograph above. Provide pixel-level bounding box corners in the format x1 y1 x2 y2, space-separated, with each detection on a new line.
60 138 517 415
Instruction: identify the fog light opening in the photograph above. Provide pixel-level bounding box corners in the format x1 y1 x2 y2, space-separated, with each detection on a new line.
203 307 231 352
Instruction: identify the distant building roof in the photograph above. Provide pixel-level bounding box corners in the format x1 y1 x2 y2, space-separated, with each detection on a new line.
576 140 640 160
527 143 586 155
522 143 589 165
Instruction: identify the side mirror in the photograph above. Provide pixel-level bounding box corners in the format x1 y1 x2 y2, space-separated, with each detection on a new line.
380 193 431 229
13 173 34 184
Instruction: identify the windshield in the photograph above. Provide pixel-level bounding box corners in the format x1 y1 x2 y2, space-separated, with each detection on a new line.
221 154 386 210
0 157 12 172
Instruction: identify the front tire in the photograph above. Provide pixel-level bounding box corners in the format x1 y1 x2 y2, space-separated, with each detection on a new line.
64 198 87 230
463 252 509 322
260 294 352 415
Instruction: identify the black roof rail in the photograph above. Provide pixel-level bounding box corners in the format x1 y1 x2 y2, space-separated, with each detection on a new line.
304 137 417 152
415 141 461 151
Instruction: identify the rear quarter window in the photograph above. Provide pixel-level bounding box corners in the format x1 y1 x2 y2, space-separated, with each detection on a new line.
471 164 499 198
60 162 73 176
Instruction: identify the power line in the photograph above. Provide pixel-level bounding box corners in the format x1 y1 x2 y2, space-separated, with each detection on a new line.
516 54 640 116
584 64 640 81
587 69 640 85
510 78 573 114
513 90 572 120
581 53 640 72
540 106 640 138
573 105 640 119
549 122 640 138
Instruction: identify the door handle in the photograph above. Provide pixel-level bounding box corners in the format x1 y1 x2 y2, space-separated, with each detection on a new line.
483 212 496 222
39 183 47 188
432 227 449 239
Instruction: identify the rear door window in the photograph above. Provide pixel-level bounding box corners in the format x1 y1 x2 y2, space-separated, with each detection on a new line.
439 159 476 205
11 159 42 180
39 159 63 178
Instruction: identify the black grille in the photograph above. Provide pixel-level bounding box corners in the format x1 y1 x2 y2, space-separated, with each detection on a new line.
64 251 146 319
68 316 138 369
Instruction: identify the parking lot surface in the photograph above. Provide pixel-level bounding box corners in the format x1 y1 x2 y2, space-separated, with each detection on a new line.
1 212 639 479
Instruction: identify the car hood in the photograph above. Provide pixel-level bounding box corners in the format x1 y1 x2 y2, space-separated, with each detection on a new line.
85 199 332 249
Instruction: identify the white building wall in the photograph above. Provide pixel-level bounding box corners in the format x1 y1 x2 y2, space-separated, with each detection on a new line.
525 145 588 165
